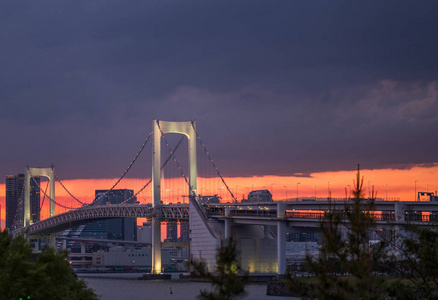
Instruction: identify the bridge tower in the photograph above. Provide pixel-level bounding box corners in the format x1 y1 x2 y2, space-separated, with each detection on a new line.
152 120 197 273
24 167 55 227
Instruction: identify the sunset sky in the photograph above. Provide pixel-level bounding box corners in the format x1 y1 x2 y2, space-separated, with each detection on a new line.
1 1 438 226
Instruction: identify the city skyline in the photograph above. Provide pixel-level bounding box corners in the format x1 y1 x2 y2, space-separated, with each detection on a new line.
1 2 438 225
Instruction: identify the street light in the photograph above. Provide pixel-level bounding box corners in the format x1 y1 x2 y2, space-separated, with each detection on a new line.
368 181 372 199
384 185 387 201
328 182 331 200
415 180 418 201
271 183 275 195
296 182 300 201
284 186 288 200
426 184 429 193
313 185 317 200
347 185 351 200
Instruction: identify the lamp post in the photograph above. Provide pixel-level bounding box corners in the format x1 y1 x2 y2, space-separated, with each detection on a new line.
271 183 275 196
415 181 418 201
347 185 351 200
368 181 372 199
426 184 429 193
296 182 300 201
284 186 288 200
384 185 387 201
235 186 239 198
328 182 332 200
313 185 317 200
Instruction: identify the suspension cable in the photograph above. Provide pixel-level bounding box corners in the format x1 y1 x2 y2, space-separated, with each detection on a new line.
27 168 81 210
54 172 85 205
119 135 186 204
54 130 153 206
40 180 49 210
156 120 192 194
89 130 153 205
191 121 236 202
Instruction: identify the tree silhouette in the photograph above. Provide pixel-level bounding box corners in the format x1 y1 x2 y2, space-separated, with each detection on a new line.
288 165 387 299
0 230 97 300
190 237 248 300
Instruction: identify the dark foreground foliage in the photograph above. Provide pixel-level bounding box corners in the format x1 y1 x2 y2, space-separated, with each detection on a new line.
0 230 97 300
286 165 438 299
190 237 249 300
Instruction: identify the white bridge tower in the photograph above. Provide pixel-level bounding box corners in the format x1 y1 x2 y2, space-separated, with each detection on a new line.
152 120 197 273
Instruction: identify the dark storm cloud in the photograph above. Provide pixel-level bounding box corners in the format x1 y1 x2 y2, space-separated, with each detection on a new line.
1 1 438 179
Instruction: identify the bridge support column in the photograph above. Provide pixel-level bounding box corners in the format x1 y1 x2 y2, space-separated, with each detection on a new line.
62 239 67 250
277 221 286 275
152 218 162 273
49 235 56 249
225 218 232 238
80 241 86 254
394 202 405 221
277 203 287 275
224 207 232 238
33 239 39 252
264 226 270 238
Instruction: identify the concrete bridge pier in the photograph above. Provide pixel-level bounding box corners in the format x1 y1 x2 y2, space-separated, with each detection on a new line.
32 238 39 252
49 234 57 249
80 241 86 254
152 218 162 273
264 225 271 238
277 203 287 275
225 207 232 238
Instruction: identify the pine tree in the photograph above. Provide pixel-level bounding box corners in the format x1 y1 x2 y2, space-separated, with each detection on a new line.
288 165 387 299
190 237 248 300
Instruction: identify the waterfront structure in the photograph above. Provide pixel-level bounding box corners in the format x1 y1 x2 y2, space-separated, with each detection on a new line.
137 222 152 243
6 173 40 230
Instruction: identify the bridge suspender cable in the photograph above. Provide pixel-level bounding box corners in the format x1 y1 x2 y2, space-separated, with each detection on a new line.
156 121 192 194
119 135 186 204
40 180 49 211
88 130 154 206
190 121 237 202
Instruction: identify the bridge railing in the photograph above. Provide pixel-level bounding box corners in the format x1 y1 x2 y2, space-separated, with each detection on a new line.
229 209 277 218
285 211 396 221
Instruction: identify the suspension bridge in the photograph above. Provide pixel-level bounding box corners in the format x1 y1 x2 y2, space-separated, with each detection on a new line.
10 120 438 275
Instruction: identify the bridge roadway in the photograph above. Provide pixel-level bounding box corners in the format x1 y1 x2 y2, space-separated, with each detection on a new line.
13 203 189 236
14 200 438 237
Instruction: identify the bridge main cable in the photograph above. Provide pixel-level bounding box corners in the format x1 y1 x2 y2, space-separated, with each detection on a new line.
119 135 186 204
190 121 236 202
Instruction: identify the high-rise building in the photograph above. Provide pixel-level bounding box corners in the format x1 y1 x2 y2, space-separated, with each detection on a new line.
5 174 40 230
179 222 190 242
166 222 178 242
69 189 138 241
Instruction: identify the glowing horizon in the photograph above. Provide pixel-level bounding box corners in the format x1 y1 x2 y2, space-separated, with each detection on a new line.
1 164 438 228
